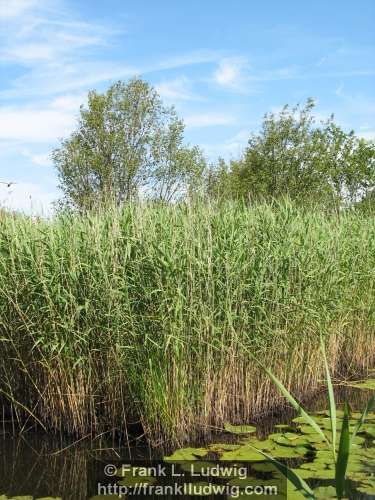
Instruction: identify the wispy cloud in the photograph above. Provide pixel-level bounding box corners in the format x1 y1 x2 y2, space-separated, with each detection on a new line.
334 85 375 118
213 56 252 92
155 50 220 72
0 0 123 99
20 148 52 167
0 97 80 142
0 0 39 19
155 76 197 102
184 112 235 128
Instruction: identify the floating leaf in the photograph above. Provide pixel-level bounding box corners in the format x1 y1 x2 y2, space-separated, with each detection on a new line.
219 445 265 461
313 485 338 498
208 443 240 452
117 475 156 487
164 447 208 461
224 423 256 434
252 462 278 473
351 394 375 445
179 461 214 473
240 438 274 450
357 479 375 494
345 379 375 390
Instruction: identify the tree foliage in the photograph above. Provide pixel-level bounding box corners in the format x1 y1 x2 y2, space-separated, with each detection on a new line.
54 85 375 211
206 100 375 208
53 78 205 210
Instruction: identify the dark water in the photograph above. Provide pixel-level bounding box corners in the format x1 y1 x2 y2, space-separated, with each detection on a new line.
0 431 158 499
0 388 374 499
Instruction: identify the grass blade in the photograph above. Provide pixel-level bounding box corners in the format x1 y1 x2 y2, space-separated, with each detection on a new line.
242 343 328 443
0 388 47 431
351 393 375 444
263 365 328 443
335 402 350 500
320 334 336 461
248 446 315 499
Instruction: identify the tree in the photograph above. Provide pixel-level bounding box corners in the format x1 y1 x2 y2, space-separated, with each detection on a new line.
150 118 206 202
207 100 375 208
53 78 205 210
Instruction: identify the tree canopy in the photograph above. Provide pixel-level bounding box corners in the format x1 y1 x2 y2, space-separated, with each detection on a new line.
53 84 375 211
53 78 205 210
206 100 375 209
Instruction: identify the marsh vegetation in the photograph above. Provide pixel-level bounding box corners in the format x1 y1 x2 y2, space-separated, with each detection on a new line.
1 201 375 445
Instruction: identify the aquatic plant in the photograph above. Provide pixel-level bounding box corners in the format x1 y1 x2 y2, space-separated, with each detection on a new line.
0 200 375 443
251 336 375 499
163 403 375 498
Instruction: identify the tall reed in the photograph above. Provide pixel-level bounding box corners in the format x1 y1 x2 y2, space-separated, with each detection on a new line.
0 200 374 444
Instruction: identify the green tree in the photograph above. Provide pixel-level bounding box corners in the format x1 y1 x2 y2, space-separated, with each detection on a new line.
207 100 375 208
53 78 205 210
150 118 206 202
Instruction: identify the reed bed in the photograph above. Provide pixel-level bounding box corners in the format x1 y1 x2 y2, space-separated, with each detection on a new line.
0 201 374 445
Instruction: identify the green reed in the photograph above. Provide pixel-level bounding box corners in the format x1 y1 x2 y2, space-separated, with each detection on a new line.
0 200 374 444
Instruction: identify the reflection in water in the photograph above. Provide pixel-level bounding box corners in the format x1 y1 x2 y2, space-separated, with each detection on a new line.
1 432 88 499
0 432 156 499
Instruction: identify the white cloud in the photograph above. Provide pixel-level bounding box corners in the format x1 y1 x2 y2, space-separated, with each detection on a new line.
30 152 52 166
0 0 122 100
156 77 196 102
0 182 57 215
213 56 250 92
0 0 38 19
20 148 52 166
156 51 220 72
0 100 77 142
184 113 235 128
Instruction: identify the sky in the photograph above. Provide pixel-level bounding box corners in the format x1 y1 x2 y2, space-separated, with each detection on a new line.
0 0 374 214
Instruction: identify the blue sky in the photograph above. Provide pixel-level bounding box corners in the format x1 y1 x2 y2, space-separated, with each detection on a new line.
0 0 374 213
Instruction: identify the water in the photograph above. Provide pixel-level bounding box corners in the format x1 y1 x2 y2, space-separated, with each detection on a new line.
0 388 374 499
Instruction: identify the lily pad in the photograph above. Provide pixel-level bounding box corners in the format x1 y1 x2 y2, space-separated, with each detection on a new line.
164 447 208 461
179 460 215 473
219 445 265 461
117 475 156 487
252 462 278 473
313 485 338 499
358 479 375 494
208 443 240 452
241 438 274 450
345 378 375 390
224 423 256 434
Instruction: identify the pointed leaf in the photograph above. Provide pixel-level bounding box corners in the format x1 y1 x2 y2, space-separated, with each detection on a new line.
351 393 375 444
247 445 315 499
320 335 336 461
335 403 350 500
264 366 328 443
